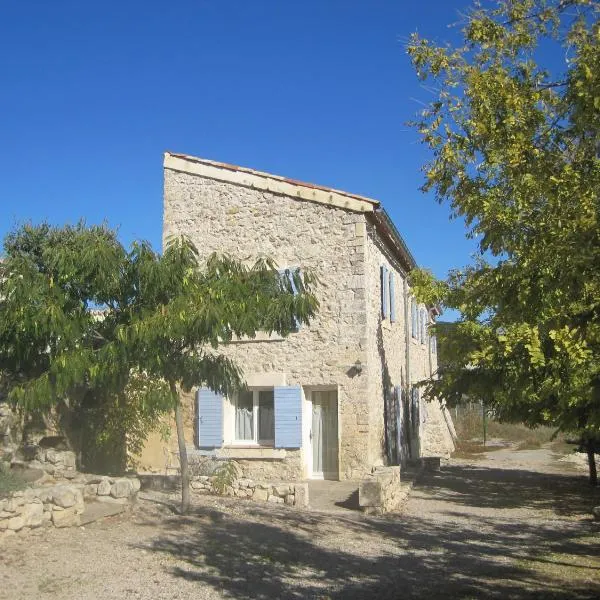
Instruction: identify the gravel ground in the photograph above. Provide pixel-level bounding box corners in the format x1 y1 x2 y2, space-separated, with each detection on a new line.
1 445 599 600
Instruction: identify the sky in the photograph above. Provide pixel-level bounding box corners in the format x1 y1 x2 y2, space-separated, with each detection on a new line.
0 0 477 314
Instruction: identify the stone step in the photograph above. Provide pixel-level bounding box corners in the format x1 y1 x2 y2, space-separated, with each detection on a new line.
80 500 127 525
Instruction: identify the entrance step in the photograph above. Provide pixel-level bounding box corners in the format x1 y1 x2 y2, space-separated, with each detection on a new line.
307 480 360 513
80 500 128 525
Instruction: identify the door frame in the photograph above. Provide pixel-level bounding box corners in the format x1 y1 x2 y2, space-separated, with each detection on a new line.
303 386 340 480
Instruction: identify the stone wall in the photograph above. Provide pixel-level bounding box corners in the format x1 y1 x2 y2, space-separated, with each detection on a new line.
161 163 373 480
157 154 454 482
190 474 308 508
0 475 140 541
364 226 455 462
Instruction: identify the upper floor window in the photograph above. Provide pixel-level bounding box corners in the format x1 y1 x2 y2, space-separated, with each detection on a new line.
380 265 398 322
420 307 428 344
411 299 418 338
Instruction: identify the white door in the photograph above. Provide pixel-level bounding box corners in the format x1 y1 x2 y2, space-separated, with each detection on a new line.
311 390 338 479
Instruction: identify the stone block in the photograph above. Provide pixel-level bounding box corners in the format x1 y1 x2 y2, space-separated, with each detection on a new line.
18 502 44 528
7 516 24 531
97 479 111 496
267 495 283 504
110 479 133 499
84 484 99 496
284 494 294 505
273 484 290 497
359 480 382 508
129 478 141 493
52 507 80 528
51 485 82 508
293 483 309 508
253 488 268 502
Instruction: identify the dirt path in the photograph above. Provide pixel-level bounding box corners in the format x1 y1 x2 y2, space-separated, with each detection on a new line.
1 446 598 600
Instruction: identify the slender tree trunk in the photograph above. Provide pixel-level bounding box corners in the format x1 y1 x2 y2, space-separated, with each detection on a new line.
170 380 190 513
586 441 597 487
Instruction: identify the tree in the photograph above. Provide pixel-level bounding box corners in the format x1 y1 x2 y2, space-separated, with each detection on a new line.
407 0 600 483
0 224 318 510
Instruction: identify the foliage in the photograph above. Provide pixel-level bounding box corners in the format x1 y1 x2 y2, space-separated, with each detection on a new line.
211 460 240 495
0 222 319 506
407 0 600 482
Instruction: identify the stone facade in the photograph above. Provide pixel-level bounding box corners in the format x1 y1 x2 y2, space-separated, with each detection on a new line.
139 153 454 481
0 475 140 541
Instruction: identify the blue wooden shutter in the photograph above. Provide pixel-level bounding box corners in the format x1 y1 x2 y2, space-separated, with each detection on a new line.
389 271 396 322
274 386 302 448
411 299 417 338
197 388 223 448
381 265 389 319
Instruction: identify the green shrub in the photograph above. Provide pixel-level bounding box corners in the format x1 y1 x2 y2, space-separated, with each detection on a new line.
0 463 28 499
211 461 239 495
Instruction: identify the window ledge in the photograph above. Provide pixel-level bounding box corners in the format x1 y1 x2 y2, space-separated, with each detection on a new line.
216 447 288 460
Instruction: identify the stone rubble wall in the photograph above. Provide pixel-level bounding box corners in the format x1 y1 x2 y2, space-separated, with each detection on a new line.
190 474 309 508
0 474 140 542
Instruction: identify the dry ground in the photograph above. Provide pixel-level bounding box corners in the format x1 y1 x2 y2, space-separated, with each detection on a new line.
0 445 599 600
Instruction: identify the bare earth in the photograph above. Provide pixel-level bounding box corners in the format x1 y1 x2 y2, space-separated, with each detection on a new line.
1 445 599 600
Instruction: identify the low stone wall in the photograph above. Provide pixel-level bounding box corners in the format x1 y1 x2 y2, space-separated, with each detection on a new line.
190 475 309 508
0 475 140 541
358 466 403 515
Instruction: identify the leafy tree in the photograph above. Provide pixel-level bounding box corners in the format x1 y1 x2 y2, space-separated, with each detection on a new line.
0 223 318 510
407 0 600 484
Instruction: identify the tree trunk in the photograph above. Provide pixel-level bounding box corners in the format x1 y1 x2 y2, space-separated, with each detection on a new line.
170 380 190 513
586 441 597 487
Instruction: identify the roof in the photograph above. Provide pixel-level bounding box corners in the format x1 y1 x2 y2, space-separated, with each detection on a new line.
164 151 417 272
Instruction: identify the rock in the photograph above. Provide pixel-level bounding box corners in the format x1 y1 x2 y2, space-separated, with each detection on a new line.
52 507 80 528
52 485 82 509
129 478 141 493
190 481 204 490
110 479 133 498
267 495 284 504
97 479 111 496
7 516 24 531
18 502 43 528
253 488 268 502
284 494 295 505
592 506 600 521
293 483 309 508
358 480 382 508
84 484 98 496
237 478 252 488
273 484 290 497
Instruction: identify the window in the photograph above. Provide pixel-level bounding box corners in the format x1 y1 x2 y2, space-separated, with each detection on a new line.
235 389 275 445
411 299 418 338
420 308 428 344
380 265 389 319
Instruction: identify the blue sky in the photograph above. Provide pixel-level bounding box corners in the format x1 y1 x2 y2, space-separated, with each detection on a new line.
1 0 476 308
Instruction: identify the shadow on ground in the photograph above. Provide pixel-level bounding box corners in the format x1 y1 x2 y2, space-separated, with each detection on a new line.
138 464 600 600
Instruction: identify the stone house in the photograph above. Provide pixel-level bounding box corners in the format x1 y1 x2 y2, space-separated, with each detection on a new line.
139 152 455 481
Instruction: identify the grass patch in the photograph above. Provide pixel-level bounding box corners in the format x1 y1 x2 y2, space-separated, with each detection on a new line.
0 462 29 499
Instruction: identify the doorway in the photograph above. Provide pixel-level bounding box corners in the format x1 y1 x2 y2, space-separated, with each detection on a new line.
310 390 339 480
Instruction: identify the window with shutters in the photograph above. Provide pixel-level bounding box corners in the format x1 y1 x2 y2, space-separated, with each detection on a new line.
234 389 275 445
380 265 389 319
420 308 428 344
411 299 418 338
